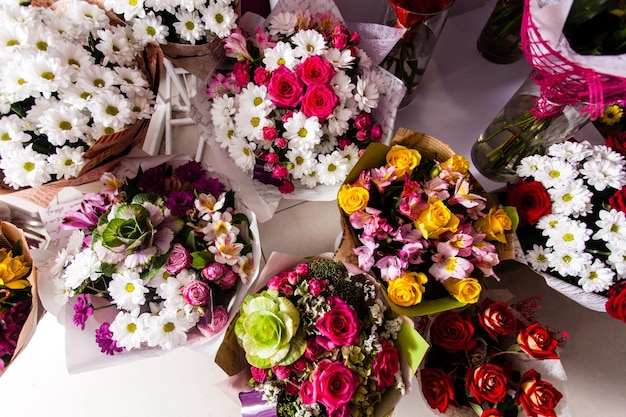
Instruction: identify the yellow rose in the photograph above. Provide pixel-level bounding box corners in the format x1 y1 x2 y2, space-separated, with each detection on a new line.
442 277 482 304
387 271 428 307
337 184 370 215
474 207 512 243
440 155 470 174
414 199 460 239
0 249 31 290
386 145 421 177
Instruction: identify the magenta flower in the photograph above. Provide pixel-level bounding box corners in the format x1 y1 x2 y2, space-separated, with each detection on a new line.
72 294 93 330
353 236 379 272
224 31 252 61
95 322 123 355
369 165 396 192
165 190 195 218
0 301 30 357
165 243 192 274
316 296 360 347
197 305 229 337
375 255 407 281
61 192 115 230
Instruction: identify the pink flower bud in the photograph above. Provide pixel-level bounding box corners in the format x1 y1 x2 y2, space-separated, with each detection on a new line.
262 126 278 141
265 152 279 165
354 113 372 130
275 137 287 148
272 165 289 179
371 124 382 141
202 262 227 281
294 263 309 277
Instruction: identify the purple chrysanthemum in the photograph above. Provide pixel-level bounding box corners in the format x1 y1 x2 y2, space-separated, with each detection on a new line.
194 175 226 197
137 165 168 193
95 322 123 355
165 190 195 217
0 300 31 357
72 294 94 330
175 160 206 183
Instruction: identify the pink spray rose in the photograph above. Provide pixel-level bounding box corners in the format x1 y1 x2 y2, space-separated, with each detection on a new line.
311 359 360 411
250 366 269 383
182 280 211 306
316 296 360 347
165 243 192 274
301 84 339 120
267 66 304 108
373 339 400 389
218 269 238 290
197 305 229 337
296 55 336 85
300 380 315 404
202 261 227 281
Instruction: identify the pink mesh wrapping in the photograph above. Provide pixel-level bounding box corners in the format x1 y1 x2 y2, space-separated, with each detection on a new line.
520 0 626 120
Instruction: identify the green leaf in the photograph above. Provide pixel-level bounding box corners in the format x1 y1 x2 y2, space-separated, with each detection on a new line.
11 239 23 257
397 321 430 374
470 403 484 416
503 206 519 233
191 251 213 269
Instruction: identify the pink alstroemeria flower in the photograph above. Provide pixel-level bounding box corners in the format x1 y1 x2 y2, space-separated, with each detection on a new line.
448 178 487 211
253 27 276 52
350 207 392 238
369 165 397 192
444 232 474 258
353 235 378 272
375 255 406 281
429 242 474 282
224 31 253 61
399 194 428 221
423 176 451 200
399 240 427 264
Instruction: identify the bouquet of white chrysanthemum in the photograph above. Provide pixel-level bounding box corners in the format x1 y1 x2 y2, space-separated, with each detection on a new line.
0 0 160 191
507 140 626 313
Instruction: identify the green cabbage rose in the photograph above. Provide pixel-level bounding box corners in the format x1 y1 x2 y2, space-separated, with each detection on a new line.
235 290 305 368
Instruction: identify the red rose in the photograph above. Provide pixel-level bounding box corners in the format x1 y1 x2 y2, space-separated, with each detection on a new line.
301 83 339 120
478 298 518 339
515 369 563 417
606 281 626 323
605 134 626 157
420 367 455 413
431 311 477 353
517 323 559 360
505 179 552 227
295 55 336 86
372 340 399 389
267 66 303 108
466 363 509 404
481 409 505 417
609 187 626 214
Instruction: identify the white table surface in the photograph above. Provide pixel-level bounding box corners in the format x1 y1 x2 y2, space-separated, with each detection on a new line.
2 1 624 416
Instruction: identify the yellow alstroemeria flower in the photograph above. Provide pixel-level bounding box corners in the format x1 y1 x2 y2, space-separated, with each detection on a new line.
0 249 31 290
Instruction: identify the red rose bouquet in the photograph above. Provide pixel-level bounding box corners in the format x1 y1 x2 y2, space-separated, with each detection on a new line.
215 253 428 417
191 0 405 221
38 154 261 372
508 140 626 318
336 130 516 316
417 292 569 417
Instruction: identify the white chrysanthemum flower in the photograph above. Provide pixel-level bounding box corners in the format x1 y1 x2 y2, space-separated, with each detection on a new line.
327 105 352 137
607 242 626 279
283 111 322 150
108 270 149 315
316 151 349 186
88 92 133 131
213 122 238 150
268 11 298 37
0 114 30 152
36 104 90 146
0 22 30 61
91 120 119 139
41 9 82 40
157 269 196 310
331 70 355 103
340 143 360 167
355 47 372 70
315 131 339 155
292 29 327 58
26 54 71 99
589 144 625 164
95 26 137 67
525 244 551 272
114 66 150 94
47 146 86 180
228 137 257 173
76 63 118 96
62 248 101 290
547 141 593 162
325 47 355 70
354 75 379 113
544 219 591 252
104 0 146 21
578 259 615 293
263 41 297 71
65 0 110 37
234 104 271 141
50 40 93 78
131 11 169 45
546 248 593 277
144 309 196 349
593 209 626 246
173 10 205 45
210 94 237 129
516 154 548 178
0 144 51 189
128 91 154 120
238 83 272 112
580 158 626 192
547 179 593 218
57 83 93 111
203 2 237 39
286 148 315 179
299 169 320 188
533 157 577 189
1 61 39 103
109 310 145 351
536 214 571 239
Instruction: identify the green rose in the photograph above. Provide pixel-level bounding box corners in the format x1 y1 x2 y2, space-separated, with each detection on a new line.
235 290 306 368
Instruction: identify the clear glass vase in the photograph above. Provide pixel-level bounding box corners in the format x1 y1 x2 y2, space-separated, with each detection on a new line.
471 76 590 182
476 0 524 64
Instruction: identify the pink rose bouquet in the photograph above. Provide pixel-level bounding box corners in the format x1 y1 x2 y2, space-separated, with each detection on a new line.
219 253 426 417
43 157 259 361
204 6 387 196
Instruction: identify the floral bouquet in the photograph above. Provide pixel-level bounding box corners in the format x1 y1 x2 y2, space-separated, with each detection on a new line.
506 140 626 317
103 0 240 80
38 154 260 372
336 129 516 317
0 221 41 376
214 252 428 417
0 0 161 197
417 291 569 417
191 0 405 222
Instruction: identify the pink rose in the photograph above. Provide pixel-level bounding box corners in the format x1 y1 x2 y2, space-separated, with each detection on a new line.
182 280 211 306
357 129 368 140
250 366 269 383
233 61 250 87
291 357 307 372
272 165 289 179
265 152 279 165
296 56 336 86
312 359 360 411
272 365 291 379
316 296 360 347
304 337 325 361
373 340 399 389
371 124 382 141
165 243 192 274
219 269 238 290
331 26 350 49
279 180 295 194
262 126 278 141
294 263 309 276
329 406 351 417
197 305 229 336
350 32 361 45
300 380 315 404
301 83 339 120
202 261 226 281
275 137 287 148
308 278 326 297
354 113 372 130
253 66 271 86
267 66 303 108
285 378 299 395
